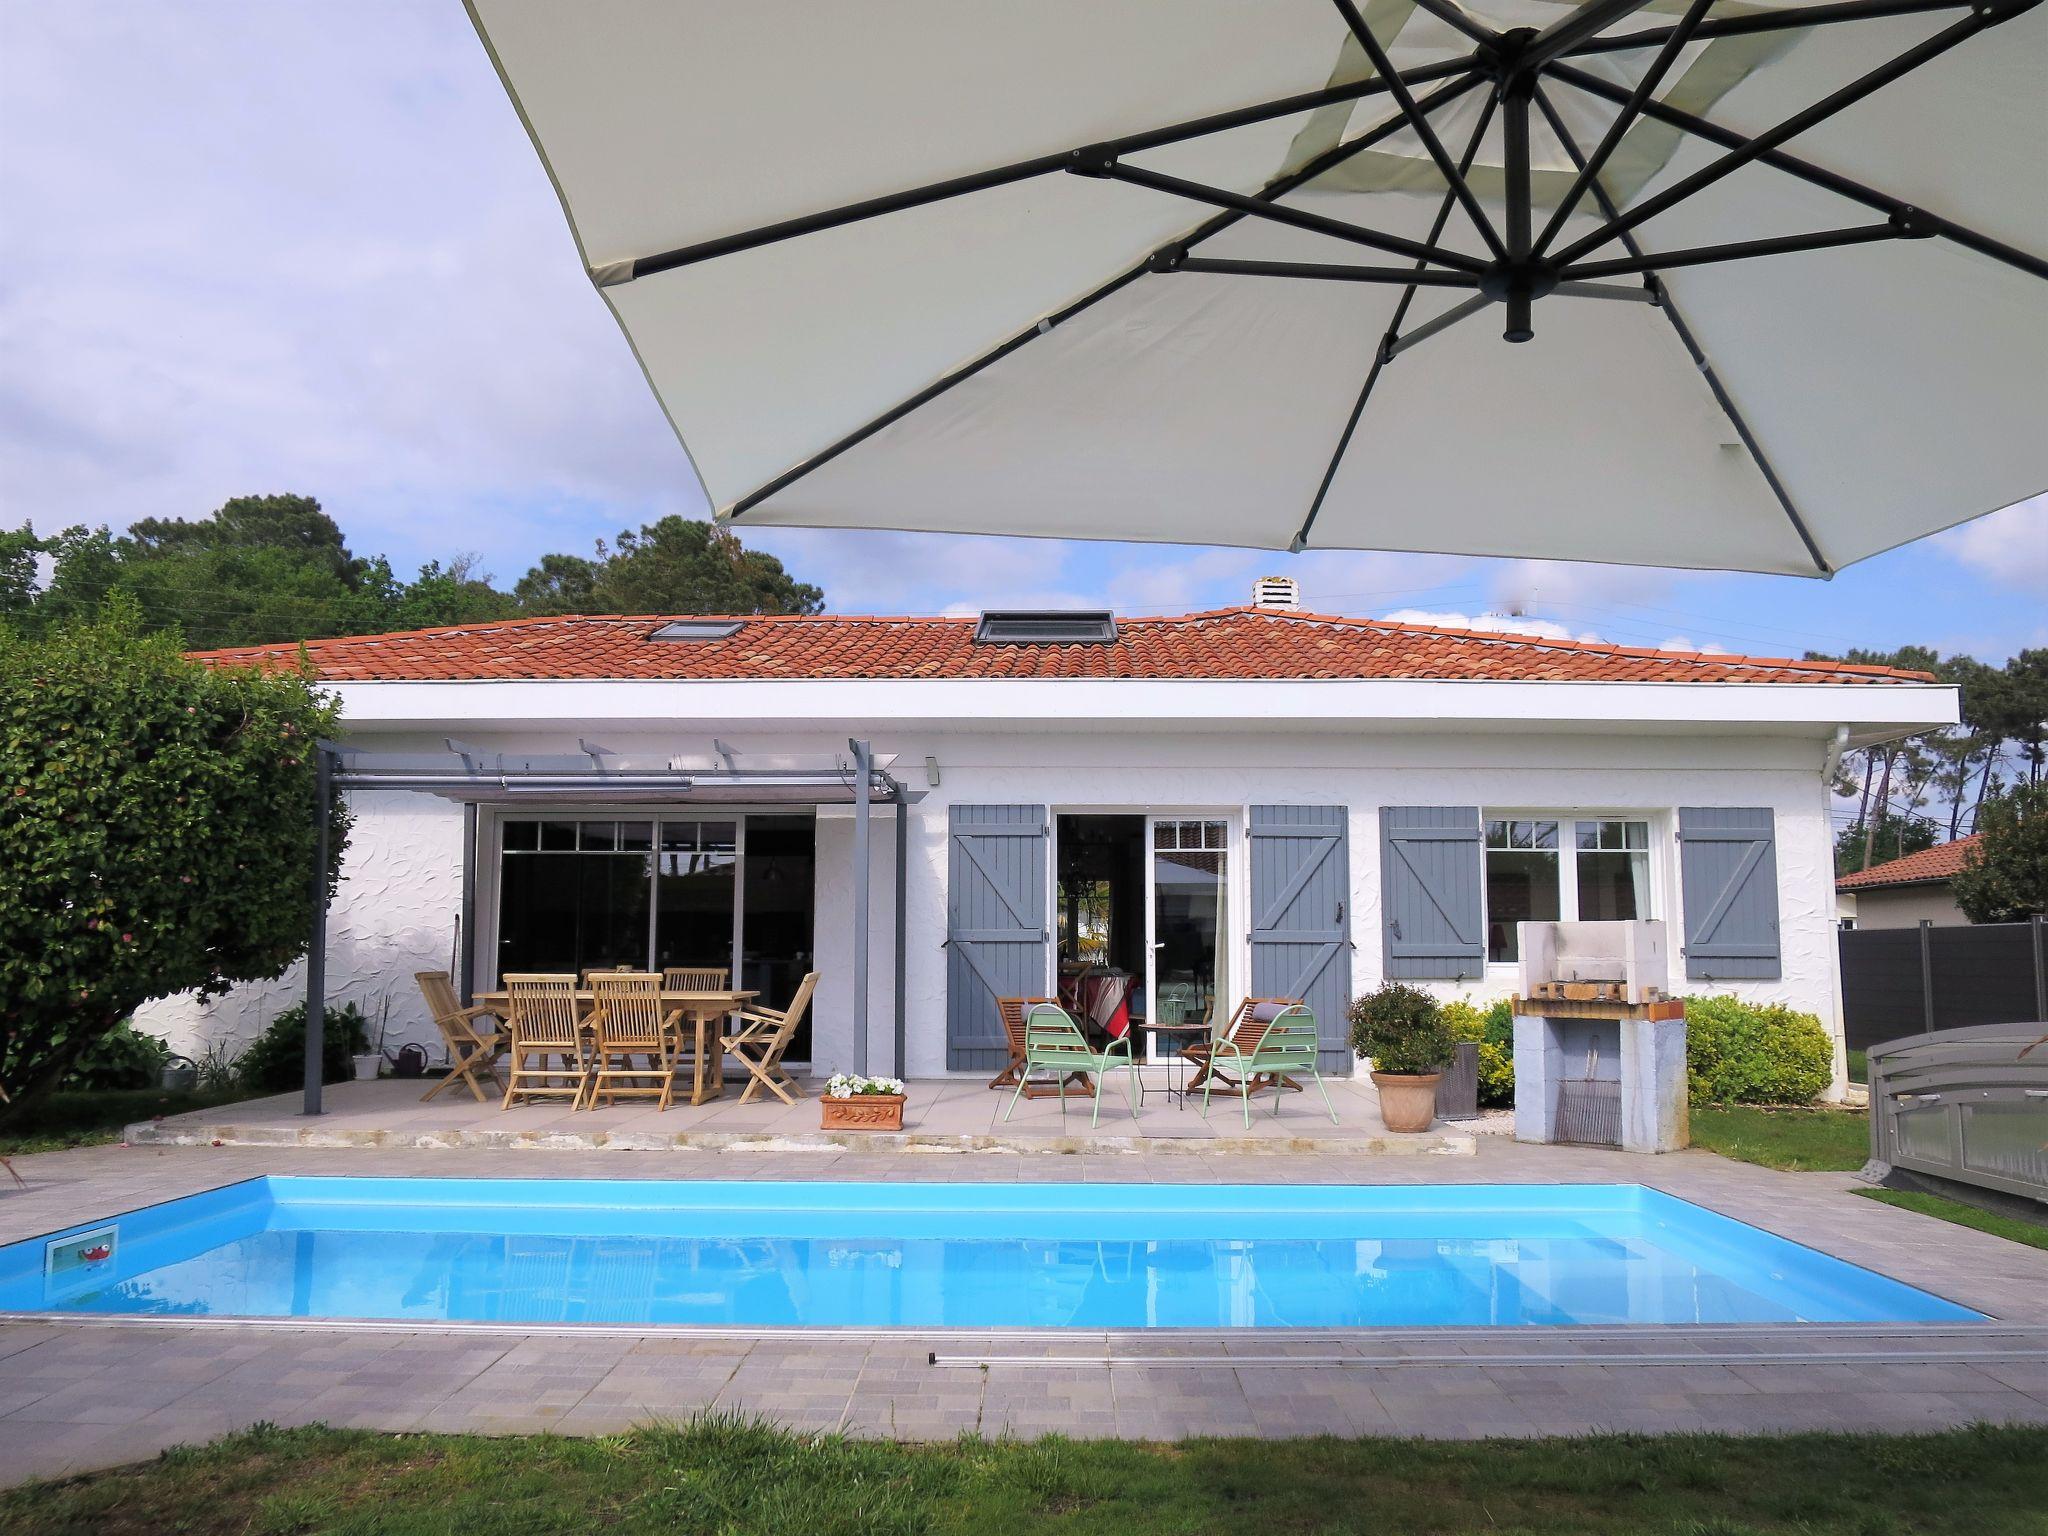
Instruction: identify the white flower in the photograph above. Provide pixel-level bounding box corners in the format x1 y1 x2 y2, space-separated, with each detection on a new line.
827 1073 905 1097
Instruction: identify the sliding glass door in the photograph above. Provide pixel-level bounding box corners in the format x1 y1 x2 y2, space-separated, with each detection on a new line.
1148 818 1229 1054
494 812 814 1055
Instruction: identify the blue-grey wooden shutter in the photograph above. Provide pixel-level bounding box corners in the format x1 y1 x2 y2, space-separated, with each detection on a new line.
1677 807 1781 980
1249 806 1353 1074
1380 806 1484 980
946 805 1049 1071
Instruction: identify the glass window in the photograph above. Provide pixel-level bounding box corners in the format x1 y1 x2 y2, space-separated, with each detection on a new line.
740 816 816 1060
1485 819 1559 963
497 819 652 977
655 820 738 976
1153 827 1227 1042
1575 819 1650 921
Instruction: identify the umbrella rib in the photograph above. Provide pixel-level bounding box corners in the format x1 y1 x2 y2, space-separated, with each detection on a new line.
1168 258 1483 287
1546 59 2048 281
1105 164 1489 274
727 74 1488 521
1534 0 1716 257
607 55 1481 285
1531 83 1834 578
1561 223 1908 281
1329 0 1507 261
1569 0 1983 57
1550 6 2015 269
1292 85 1503 551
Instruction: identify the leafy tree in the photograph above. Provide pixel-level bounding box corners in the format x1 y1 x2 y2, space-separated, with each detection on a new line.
379 555 520 631
1951 783 2048 923
0 602 347 1111
517 517 823 616
511 551 602 615
1834 812 1934 878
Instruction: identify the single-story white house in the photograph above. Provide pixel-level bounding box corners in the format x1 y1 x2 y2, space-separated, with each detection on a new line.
140 593 1955 1099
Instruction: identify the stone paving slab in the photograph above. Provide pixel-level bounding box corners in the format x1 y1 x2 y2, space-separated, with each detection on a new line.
0 1137 2042 1486
123 1075 1476 1158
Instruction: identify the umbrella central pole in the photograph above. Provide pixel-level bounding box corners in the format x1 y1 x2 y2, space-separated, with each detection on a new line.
1487 29 1544 342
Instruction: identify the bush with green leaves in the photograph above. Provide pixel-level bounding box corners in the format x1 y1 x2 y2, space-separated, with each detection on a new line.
58 1021 171 1091
238 1003 370 1093
0 602 346 1111
1440 998 1515 1107
1347 983 1456 1075
1683 995 1833 1105
1951 781 2047 923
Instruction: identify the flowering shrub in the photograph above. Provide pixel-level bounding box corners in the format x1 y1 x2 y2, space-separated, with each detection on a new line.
826 1073 905 1098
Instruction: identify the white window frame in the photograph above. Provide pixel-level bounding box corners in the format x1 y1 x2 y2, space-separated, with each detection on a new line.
1480 809 1666 971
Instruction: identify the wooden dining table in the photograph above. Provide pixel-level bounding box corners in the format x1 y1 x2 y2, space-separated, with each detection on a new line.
474 988 758 1107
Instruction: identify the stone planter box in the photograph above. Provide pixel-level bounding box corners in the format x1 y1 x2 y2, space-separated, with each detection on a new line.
820 1094 905 1131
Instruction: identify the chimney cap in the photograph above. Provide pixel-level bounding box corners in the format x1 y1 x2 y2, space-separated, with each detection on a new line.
1252 576 1301 611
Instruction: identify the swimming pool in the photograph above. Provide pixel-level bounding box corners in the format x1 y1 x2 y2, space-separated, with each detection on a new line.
0 1179 1979 1330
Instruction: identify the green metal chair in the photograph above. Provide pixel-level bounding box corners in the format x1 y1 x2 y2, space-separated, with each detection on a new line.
1003 1002 1139 1127
1201 1004 1338 1129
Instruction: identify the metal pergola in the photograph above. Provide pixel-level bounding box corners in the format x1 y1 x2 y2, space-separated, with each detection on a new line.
587 0 2047 573
298 740 912 1114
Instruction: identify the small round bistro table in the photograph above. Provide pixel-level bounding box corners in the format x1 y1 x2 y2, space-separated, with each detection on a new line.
1130 1020 1210 1109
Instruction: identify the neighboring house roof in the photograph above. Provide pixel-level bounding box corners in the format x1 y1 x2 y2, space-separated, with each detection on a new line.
1837 833 1984 892
189 608 1937 687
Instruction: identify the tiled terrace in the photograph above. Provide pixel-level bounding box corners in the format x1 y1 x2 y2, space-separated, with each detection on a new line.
124 1073 1476 1156
0 1130 2042 1487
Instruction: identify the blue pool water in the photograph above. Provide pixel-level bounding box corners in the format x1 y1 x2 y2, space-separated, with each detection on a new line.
0 1179 1978 1330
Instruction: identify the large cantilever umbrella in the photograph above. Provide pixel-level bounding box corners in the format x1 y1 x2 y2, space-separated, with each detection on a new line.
466 0 2047 576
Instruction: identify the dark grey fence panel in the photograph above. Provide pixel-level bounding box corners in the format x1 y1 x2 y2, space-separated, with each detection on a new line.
1841 918 2047 1053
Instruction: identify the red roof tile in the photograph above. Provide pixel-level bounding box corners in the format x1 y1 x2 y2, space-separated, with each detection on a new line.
188 607 1937 686
1837 833 1984 891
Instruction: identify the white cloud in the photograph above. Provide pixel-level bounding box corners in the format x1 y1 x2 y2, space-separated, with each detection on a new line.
1936 494 2048 591
1379 608 1608 644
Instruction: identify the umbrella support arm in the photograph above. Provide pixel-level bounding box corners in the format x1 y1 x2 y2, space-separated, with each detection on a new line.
1531 83 1835 579
1546 58 2048 282
1571 0 1982 57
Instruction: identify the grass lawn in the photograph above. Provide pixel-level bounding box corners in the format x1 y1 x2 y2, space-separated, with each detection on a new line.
1855 1188 2048 1252
1690 1104 1869 1172
5 1419 2045 1536
0 1087 252 1156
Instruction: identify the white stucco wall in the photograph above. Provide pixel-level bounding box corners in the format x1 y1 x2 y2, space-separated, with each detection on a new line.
134 721 1848 1098
1844 882 1969 930
134 791 466 1064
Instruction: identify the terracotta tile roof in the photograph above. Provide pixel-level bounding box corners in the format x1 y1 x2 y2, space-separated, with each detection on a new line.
1837 833 1984 891
187 607 1937 686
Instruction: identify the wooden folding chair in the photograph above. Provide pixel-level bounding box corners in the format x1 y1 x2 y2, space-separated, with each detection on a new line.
500 974 590 1109
416 971 507 1103
720 971 819 1105
662 966 730 990
991 997 1093 1097
585 972 679 1110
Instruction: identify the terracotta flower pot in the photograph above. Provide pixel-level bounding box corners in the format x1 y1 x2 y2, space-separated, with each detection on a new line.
1372 1071 1442 1133
820 1094 905 1131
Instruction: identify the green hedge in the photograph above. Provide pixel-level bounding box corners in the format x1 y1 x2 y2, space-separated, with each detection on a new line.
1440 999 1514 1107
58 1022 171 1091
1438 994 1834 1107
1682 995 1833 1106
237 1003 371 1093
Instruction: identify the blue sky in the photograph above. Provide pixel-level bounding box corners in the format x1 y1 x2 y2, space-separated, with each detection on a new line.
2 1 2042 662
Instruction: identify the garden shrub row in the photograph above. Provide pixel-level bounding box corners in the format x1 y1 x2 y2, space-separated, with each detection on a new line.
1438 994 1834 1107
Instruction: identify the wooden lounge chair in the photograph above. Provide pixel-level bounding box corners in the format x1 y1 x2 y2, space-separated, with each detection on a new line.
500 973 590 1109
1201 1004 1338 1129
585 972 679 1110
415 970 507 1103
1182 997 1302 1093
721 971 819 1105
991 997 1095 1097
662 966 730 990
1003 1002 1138 1127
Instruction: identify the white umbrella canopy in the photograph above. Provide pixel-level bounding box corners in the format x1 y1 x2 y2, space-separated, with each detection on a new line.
467 0 2048 577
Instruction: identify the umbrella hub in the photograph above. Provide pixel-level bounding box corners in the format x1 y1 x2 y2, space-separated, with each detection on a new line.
1477 259 1558 344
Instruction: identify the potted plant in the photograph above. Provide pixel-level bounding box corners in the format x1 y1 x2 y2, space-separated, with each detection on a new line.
1348 983 1456 1133
353 995 391 1081
821 1073 907 1131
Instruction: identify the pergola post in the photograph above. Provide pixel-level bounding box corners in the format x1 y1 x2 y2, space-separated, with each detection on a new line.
893 790 908 1080
850 738 873 1075
302 747 333 1117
